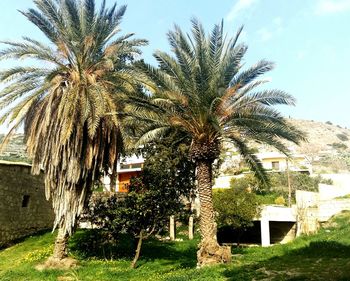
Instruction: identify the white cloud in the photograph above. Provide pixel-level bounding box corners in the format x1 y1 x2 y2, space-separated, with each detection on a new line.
315 0 350 15
225 0 259 22
257 28 273 41
257 16 283 42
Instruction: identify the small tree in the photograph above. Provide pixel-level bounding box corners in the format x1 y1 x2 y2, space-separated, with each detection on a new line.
213 188 260 231
85 134 195 268
125 134 195 268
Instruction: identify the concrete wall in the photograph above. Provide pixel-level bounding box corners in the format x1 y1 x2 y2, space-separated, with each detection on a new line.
213 175 236 189
0 161 54 247
319 183 350 200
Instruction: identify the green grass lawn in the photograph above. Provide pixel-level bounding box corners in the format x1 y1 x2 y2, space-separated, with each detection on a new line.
1 212 350 281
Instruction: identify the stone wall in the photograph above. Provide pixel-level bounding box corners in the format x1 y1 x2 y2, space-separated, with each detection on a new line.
0 161 54 247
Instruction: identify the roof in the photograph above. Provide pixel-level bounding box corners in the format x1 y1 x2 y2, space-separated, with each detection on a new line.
255 152 306 160
0 160 31 167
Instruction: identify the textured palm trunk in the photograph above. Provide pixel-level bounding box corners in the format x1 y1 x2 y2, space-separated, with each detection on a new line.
52 227 69 260
196 159 231 267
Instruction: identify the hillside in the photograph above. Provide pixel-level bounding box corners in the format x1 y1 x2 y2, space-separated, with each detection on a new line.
286 119 350 173
0 134 28 163
1 119 350 172
287 119 350 153
221 119 350 174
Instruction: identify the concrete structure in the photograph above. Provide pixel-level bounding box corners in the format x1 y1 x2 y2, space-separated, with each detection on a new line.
256 205 297 247
0 161 54 247
255 152 312 174
257 183 350 247
102 155 144 192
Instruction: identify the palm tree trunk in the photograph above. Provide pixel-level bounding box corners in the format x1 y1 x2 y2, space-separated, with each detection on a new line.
196 159 231 267
52 227 69 260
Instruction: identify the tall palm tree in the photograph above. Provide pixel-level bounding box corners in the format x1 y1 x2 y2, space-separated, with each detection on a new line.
0 0 146 262
135 19 305 266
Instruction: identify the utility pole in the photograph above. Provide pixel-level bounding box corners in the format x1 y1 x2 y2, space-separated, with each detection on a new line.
287 159 292 207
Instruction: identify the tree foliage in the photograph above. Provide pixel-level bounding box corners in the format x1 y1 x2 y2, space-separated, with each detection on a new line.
213 188 260 230
86 133 195 268
230 172 333 201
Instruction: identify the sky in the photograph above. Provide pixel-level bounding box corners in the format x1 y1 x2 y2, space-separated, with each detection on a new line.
0 0 349 133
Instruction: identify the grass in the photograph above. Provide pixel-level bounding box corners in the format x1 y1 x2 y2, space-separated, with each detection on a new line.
1 212 350 280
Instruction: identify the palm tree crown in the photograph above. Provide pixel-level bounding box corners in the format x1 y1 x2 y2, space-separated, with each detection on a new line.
0 0 146 236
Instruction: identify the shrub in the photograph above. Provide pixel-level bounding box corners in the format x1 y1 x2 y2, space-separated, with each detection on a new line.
274 196 286 205
336 133 349 142
330 142 348 150
230 174 263 193
230 172 328 199
213 188 260 230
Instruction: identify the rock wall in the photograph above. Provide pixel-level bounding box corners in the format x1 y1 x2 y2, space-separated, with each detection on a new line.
0 161 54 247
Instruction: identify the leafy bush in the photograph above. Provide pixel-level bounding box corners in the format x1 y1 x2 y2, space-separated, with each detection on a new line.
337 133 349 142
213 188 260 230
230 172 329 199
330 142 348 150
274 196 286 205
84 133 195 268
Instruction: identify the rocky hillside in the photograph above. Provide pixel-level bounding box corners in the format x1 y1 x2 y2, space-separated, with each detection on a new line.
0 134 28 162
1 119 350 172
286 119 350 173
287 119 350 154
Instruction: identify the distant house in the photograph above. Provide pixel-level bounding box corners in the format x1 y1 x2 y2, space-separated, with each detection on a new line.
255 152 312 174
102 155 144 192
213 151 313 189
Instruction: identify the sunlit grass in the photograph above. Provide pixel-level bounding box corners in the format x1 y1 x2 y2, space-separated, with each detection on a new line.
1 212 350 280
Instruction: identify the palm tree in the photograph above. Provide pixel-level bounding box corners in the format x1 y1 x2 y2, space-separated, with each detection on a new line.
0 0 146 263
135 19 305 267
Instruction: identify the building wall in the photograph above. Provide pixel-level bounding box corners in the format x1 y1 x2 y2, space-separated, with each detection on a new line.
0 162 54 247
261 157 288 171
117 171 141 192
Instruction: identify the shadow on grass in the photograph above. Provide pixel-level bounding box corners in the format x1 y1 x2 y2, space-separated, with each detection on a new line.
69 229 197 268
69 229 350 280
224 241 350 281
0 229 52 251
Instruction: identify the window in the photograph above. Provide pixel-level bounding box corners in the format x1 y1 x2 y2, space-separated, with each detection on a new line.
22 195 30 207
271 161 280 170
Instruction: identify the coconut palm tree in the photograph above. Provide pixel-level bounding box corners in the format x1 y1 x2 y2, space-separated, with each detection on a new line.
135 19 305 266
0 0 146 263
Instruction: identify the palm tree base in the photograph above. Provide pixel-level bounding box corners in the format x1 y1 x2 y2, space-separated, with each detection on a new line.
197 239 231 267
35 256 78 271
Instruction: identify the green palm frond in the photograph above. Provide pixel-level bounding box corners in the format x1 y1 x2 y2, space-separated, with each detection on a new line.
136 18 305 179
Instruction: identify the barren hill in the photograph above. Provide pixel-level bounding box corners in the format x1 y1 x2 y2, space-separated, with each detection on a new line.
287 119 350 154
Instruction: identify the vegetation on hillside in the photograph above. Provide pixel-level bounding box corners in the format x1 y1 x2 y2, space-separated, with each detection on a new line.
230 172 333 205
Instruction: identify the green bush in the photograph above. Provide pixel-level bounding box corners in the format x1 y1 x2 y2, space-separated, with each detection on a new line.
330 142 348 150
213 188 260 230
274 196 286 205
337 133 349 142
230 172 328 199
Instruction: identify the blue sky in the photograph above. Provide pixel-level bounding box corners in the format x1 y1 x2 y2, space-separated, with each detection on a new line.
0 0 349 133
